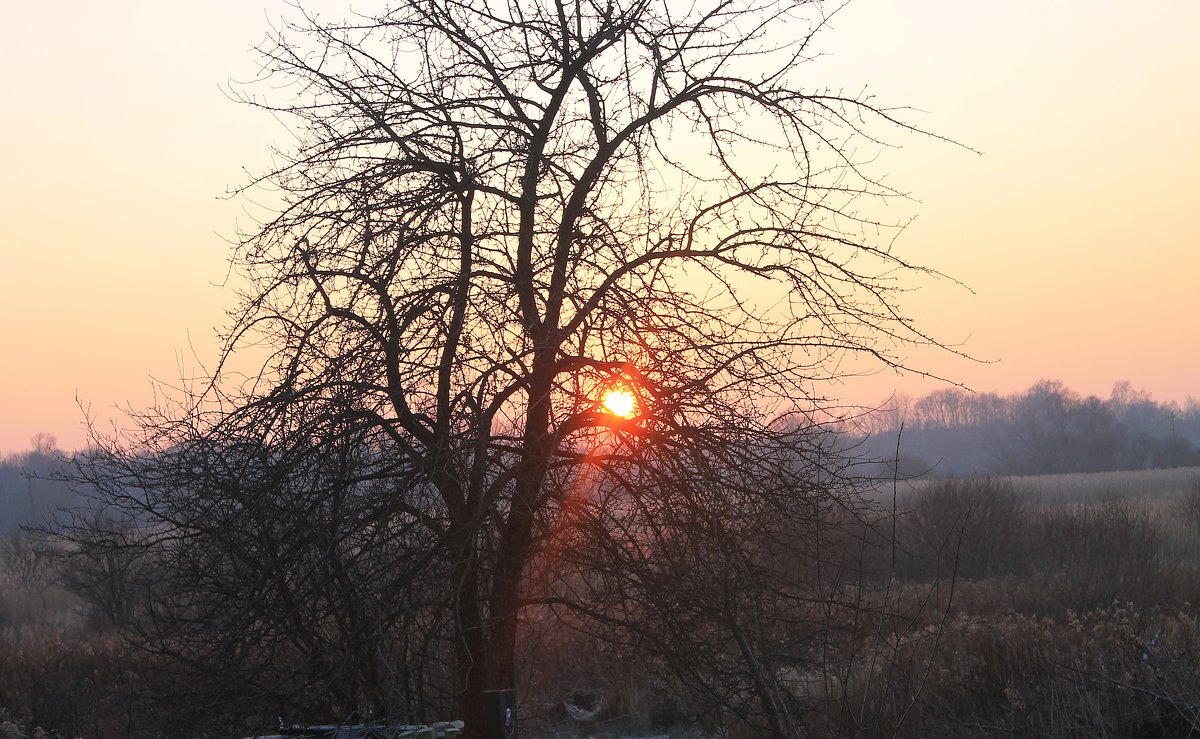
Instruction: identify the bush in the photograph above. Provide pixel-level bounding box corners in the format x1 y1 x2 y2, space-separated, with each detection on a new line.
1030 499 1170 613
895 478 1030 582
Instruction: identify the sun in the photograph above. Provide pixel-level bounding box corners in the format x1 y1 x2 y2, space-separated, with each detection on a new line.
600 388 637 419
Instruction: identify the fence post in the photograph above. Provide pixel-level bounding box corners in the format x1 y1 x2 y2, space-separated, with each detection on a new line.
482 688 517 739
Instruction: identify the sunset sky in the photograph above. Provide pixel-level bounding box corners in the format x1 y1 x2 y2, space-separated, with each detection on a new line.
2 0 1197 454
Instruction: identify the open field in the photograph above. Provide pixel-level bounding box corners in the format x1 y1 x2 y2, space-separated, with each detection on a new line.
885 466 1200 504
1003 466 1200 505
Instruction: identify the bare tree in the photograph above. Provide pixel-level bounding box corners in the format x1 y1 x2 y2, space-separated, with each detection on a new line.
997 381 1129 475
535 422 888 736
65 0 952 735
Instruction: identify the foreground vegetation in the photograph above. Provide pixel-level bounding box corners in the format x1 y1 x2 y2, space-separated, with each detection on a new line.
1 467 1198 737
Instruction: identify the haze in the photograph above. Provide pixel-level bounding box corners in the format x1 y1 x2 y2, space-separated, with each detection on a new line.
1 0 1197 453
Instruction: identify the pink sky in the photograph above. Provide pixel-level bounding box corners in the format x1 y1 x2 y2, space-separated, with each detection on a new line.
1 0 1198 454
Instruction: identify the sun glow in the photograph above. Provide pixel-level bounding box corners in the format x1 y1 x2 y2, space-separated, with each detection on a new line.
600 388 637 419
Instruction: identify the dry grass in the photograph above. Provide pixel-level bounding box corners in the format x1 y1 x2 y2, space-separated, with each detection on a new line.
808 603 1200 737
1003 466 1200 506
813 470 1200 736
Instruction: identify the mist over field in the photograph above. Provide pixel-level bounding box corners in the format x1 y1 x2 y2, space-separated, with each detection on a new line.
6 379 1197 535
859 380 1200 478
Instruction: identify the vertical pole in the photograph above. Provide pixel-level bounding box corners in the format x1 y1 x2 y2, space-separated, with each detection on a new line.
482 689 517 739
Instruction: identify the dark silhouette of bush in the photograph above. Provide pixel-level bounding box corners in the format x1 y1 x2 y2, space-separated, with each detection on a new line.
895 477 1030 582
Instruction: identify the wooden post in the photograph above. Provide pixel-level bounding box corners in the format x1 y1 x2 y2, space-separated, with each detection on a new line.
482 689 517 739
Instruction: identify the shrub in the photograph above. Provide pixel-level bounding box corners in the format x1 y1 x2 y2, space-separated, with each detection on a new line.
1030 499 1170 613
895 478 1030 582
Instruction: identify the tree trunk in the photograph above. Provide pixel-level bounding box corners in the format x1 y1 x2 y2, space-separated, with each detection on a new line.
449 526 489 739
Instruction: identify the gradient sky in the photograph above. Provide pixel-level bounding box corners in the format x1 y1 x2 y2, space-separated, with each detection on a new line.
2 0 1197 454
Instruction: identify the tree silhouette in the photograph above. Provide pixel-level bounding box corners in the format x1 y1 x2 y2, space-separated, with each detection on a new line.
65 1 950 735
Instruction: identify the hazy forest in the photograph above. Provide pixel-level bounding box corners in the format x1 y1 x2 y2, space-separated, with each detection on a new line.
4 1 1200 738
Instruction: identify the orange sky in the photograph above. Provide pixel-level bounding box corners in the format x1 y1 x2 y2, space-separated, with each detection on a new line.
1 0 1198 453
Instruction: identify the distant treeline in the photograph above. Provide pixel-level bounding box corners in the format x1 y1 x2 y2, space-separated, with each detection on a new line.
4 380 1198 530
861 380 1200 477
0 436 90 534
